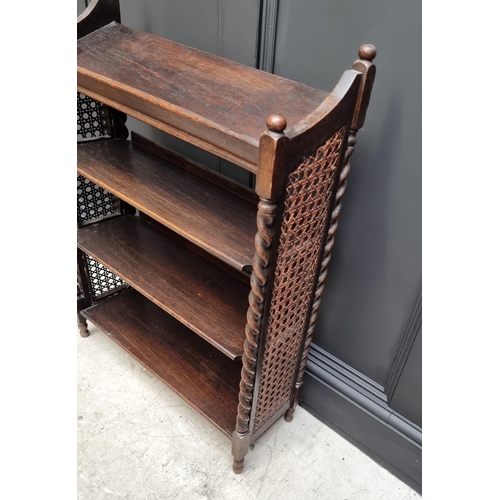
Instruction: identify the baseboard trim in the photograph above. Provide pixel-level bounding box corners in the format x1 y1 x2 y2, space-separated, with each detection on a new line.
303 344 422 491
308 344 421 445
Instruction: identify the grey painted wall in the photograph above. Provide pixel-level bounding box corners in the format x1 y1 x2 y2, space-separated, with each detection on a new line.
77 0 87 16
274 3 421 486
274 0 422 389
79 0 259 63
390 325 422 427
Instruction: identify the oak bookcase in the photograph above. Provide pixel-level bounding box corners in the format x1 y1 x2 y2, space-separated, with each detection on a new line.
76 0 376 473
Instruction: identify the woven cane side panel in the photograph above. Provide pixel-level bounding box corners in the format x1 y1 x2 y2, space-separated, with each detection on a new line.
77 93 124 298
252 127 346 432
77 175 121 223
77 92 109 141
77 92 120 224
77 176 124 299
86 254 126 298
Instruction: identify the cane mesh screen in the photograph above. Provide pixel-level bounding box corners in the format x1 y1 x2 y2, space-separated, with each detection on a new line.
253 126 346 431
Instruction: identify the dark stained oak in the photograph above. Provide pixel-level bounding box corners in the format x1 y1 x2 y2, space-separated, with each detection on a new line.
81 288 241 437
130 132 259 205
77 22 329 172
77 215 249 359
76 14 378 473
77 138 256 272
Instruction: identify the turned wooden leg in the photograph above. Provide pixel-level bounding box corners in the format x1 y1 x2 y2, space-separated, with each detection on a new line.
284 384 302 423
77 250 92 338
77 292 90 338
77 311 90 338
232 457 245 474
231 431 251 474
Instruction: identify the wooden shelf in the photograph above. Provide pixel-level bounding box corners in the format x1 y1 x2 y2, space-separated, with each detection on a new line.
78 215 249 359
77 22 329 172
81 288 241 437
77 137 256 273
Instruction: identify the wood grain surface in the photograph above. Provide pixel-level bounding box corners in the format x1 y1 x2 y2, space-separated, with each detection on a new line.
78 138 256 272
77 22 329 171
77 215 249 359
82 288 241 437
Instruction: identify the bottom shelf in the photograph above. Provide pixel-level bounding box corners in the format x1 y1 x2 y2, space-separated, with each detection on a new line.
81 288 241 437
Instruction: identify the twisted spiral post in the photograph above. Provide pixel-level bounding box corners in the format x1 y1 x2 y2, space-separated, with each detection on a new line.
232 198 276 472
285 130 358 422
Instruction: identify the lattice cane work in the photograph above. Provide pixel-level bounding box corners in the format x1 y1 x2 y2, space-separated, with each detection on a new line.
289 131 358 414
77 92 109 141
77 92 125 299
252 126 347 432
77 93 120 224
77 175 121 223
85 254 126 299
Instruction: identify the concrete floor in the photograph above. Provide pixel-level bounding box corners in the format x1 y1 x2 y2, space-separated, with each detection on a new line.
78 323 419 500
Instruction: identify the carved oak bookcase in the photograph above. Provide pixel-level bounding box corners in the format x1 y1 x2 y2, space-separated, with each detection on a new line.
76 0 376 473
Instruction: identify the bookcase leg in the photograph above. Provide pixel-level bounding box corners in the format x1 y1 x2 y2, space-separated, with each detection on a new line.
232 458 245 474
231 431 251 474
77 249 92 338
285 385 302 422
77 294 90 337
77 310 90 338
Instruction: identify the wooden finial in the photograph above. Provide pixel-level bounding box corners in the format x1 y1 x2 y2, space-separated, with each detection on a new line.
358 44 377 62
266 114 287 133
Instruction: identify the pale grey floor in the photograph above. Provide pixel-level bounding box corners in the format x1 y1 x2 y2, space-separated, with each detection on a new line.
78 323 419 500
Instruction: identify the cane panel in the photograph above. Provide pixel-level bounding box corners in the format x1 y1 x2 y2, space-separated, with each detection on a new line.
77 92 125 301
252 126 346 432
85 255 126 298
77 92 109 141
77 93 120 225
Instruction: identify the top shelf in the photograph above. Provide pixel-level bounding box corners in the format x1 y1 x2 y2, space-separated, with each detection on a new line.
77 22 329 172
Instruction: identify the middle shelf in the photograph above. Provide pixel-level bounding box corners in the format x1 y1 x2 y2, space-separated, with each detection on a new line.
78 215 249 359
77 137 257 273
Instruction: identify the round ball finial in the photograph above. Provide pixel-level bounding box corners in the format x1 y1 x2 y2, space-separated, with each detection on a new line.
266 114 287 133
358 44 377 61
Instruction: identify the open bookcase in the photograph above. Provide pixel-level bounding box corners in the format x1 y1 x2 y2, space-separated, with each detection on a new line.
76 0 376 473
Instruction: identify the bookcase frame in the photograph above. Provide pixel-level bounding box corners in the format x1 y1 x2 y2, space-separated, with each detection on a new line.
77 0 376 473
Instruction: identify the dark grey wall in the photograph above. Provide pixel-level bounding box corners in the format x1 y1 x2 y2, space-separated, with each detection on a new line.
390 325 422 427
274 0 421 388
271 0 421 489
77 0 87 16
